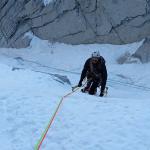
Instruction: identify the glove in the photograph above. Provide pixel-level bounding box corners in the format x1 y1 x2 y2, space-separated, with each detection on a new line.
78 81 82 87
99 93 104 97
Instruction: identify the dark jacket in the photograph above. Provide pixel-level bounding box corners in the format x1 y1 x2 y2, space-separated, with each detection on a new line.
79 56 107 93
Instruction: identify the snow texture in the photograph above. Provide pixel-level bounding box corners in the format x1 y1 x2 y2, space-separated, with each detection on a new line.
0 36 150 150
43 0 53 6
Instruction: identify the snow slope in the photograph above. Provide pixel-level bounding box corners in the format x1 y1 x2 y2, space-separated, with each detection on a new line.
0 37 150 150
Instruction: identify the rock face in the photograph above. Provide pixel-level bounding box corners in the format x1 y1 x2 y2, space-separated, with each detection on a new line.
0 0 150 48
132 37 150 63
0 0 43 48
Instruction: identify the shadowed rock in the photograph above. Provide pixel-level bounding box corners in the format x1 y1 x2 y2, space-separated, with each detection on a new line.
132 37 150 63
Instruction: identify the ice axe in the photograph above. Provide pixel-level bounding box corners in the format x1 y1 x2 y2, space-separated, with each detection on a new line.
72 79 88 92
72 85 79 91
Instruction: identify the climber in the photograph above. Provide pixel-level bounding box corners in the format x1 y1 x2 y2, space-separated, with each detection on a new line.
78 51 107 97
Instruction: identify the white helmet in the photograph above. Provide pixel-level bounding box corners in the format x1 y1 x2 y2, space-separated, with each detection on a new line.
91 51 100 58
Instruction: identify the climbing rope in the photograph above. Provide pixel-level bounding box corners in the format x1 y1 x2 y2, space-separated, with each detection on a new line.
34 83 86 150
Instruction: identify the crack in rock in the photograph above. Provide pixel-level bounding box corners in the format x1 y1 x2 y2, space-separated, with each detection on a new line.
1 0 150 47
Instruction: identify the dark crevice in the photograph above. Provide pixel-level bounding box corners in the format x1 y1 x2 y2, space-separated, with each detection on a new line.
101 4 125 44
0 28 8 43
130 18 150 28
1 0 150 46
101 3 150 43
0 0 9 11
25 1 44 18
146 0 150 13
74 0 97 35
29 8 53 20
80 0 95 13
30 0 68 20
32 4 77 29
11 28 31 47
9 18 31 40
0 0 41 43
13 26 31 43
86 0 98 13
95 0 98 34
114 13 150 29
0 0 16 22
108 0 150 31
56 30 84 40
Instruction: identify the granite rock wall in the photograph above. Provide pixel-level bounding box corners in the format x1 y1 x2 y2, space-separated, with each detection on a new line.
0 0 150 50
